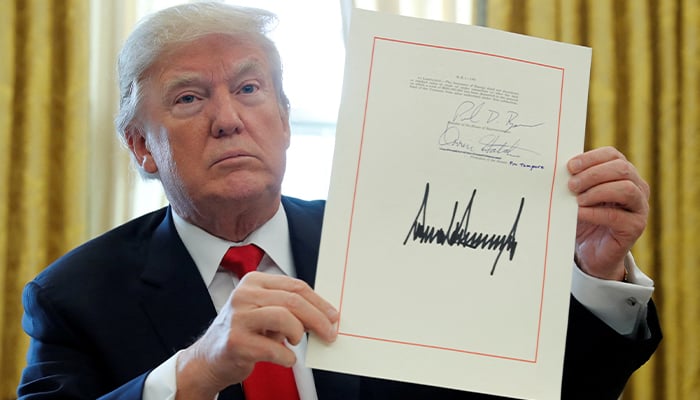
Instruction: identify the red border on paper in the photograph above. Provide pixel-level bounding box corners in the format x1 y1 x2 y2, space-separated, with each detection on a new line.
336 36 566 364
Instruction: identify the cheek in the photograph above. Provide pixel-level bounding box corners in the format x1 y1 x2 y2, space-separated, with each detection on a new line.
269 123 291 168
146 129 168 158
255 137 288 182
146 129 179 173
253 110 288 150
152 122 205 162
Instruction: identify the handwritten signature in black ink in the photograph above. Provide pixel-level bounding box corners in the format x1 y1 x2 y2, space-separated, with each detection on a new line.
452 100 543 134
439 129 541 159
403 183 525 275
438 101 543 159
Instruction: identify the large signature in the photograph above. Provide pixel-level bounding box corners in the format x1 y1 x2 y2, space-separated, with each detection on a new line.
403 182 525 275
438 100 543 159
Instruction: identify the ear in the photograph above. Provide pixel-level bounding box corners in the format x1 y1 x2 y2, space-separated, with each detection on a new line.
126 126 159 174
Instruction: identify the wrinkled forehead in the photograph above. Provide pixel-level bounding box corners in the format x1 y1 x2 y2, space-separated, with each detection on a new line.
132 31 288 118
138 34 273 97
150 33 268 72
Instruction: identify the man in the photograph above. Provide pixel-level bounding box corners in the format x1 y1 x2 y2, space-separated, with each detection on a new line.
17 2 661 399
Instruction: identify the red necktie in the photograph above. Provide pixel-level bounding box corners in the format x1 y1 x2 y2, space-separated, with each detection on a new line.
220 245 301 400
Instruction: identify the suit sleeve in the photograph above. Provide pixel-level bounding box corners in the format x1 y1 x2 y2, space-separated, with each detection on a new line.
17 281 149 399
560 296 662 400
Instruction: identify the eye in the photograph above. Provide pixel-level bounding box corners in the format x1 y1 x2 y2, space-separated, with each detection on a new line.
176 94 198 104
239 84 258 94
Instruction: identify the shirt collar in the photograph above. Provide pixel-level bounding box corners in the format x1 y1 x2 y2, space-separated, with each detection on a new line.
172 204 294 287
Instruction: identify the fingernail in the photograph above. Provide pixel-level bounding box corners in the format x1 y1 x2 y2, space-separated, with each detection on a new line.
327 307 339 320
569 177 580 191
328 322 338 341
569 159 582 173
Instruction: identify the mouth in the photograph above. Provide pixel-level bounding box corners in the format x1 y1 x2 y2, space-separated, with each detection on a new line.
211 150 255 167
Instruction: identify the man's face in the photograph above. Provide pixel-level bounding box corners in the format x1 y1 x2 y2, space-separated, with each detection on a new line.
130 34 290 222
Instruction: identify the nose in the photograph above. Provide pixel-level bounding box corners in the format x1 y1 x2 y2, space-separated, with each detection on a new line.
210 91 244 138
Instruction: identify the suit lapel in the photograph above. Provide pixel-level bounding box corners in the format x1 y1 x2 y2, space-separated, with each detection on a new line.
136 208 247 399
137 200 325 350
283 197 323 287
136 207 217 355
135 202 359 400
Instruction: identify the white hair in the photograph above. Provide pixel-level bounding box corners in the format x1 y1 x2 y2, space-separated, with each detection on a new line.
115 2 290 178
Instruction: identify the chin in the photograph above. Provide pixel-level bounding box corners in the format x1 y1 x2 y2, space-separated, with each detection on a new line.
220 182 280 203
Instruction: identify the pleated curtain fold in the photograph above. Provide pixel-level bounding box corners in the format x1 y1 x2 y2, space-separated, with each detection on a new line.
484 1 699 399
0 0 89 396
1 0 698 398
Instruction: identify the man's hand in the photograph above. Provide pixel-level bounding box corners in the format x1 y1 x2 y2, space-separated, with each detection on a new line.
567 146 650 281
175 273 339 399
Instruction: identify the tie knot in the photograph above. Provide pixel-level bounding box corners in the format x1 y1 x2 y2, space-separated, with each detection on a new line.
220 244 265 279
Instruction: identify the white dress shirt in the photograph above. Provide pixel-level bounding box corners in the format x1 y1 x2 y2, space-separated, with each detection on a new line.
143 205 654 399
571 253 654 337
144 205 317 400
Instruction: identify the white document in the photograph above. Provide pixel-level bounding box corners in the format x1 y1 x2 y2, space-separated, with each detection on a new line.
306 9 591 400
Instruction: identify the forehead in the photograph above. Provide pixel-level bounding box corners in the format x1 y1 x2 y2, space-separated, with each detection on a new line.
145 34 272 85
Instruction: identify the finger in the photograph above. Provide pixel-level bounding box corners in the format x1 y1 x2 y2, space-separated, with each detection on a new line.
235 273 339 342
239 306 307 344
243 273 338 319
241 288 337 343
233 329 298 368
567 146 626 174
569 157 649 199
575 180 648 215
577 206 647 243
575 180 649 240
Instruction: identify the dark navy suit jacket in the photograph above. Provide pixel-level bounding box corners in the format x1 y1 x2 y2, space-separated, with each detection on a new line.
18 197 661 399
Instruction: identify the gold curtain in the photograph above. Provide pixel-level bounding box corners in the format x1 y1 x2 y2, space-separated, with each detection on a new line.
485 0 700 399
87 0 145 239
0 0 89 397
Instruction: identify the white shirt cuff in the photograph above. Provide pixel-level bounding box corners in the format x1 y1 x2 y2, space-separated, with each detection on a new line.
571 253 654 337
143 351 181 400
142 341 314 400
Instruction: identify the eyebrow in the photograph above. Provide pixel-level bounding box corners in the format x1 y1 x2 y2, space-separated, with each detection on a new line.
161 73 206 98
232 59 267 81
161 58 268 99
